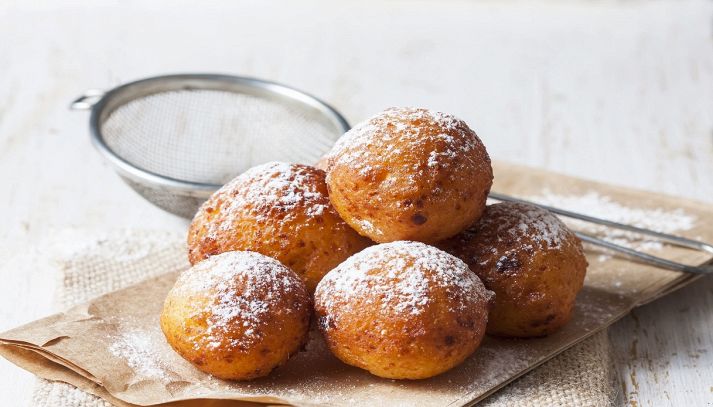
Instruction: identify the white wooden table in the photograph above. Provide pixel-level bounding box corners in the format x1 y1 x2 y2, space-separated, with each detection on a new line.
1 1 711 405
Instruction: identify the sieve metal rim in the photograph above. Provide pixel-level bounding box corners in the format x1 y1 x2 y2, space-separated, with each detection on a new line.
73 73 351 198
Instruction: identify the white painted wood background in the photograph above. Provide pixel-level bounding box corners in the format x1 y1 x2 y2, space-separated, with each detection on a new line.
1 0 712 405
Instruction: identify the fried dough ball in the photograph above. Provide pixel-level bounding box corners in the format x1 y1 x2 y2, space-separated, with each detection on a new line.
324 107 493 244
314 241 493 380
160 251 311 380
187 162 372 293
438 202 588 338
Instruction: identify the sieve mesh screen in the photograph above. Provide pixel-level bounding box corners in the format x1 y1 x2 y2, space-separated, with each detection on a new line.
101 89 341 185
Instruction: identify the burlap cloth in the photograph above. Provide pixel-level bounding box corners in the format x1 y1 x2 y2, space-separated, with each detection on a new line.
24 230 619 406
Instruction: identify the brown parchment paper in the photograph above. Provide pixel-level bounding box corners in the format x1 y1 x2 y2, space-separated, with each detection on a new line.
1 162 712 407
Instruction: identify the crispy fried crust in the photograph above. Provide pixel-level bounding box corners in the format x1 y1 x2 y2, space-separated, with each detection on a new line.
314 242 492 379
438 202 588 338
160 251 311 380
187 162 372 293
325 107 493 244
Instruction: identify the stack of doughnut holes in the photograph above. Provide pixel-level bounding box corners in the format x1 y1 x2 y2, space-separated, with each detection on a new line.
160 107 588 381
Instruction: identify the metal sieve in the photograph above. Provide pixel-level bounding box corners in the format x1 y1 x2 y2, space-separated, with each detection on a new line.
70 73 349 218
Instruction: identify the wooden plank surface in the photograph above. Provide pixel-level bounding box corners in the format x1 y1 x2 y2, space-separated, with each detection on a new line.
1 1 711 405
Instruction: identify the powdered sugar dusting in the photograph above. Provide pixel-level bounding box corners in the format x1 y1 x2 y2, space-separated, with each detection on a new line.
491 202 567 249
201 162 331 237
325 107 485 180
355 218 381 237
316 241 492 320
170 251 305 351
109 329 172 382
527 190 696 253
473 202 572 270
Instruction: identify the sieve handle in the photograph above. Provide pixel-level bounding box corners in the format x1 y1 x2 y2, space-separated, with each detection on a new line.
70 89 105 111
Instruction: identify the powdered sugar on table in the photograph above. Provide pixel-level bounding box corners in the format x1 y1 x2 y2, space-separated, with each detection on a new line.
109 328 172 383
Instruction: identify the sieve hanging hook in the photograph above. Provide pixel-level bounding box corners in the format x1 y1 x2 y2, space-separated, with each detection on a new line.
70 89 106 111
